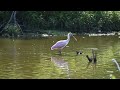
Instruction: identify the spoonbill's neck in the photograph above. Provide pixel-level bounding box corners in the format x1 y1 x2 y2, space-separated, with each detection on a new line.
67 34 71 41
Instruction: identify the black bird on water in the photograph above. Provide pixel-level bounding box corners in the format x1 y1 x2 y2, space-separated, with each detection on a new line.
76 50 82 55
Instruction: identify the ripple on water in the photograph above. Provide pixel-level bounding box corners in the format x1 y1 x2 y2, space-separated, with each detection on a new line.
0 36 120 79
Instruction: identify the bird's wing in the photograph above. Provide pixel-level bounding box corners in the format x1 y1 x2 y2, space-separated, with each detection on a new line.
51 40 67 49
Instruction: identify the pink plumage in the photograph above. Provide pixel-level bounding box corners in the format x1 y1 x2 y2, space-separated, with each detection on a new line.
51 32 77 54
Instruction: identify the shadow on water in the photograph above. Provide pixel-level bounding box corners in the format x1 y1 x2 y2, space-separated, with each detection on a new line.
51 56 70 79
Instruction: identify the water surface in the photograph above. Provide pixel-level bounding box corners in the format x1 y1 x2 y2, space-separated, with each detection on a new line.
0 35 120 79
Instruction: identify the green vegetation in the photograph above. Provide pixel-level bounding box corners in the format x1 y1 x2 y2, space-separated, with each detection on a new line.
0 11 120 36
4 24 21 36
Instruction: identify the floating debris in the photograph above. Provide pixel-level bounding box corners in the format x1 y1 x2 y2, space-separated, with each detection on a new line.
107 71 114 73
84 48 98 50
114 51 120 54
110 74 116 79
34 53 36 55
66 46 69 47
41 34 49 37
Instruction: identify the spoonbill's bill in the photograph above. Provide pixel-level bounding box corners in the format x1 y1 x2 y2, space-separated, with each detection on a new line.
51 32 77 54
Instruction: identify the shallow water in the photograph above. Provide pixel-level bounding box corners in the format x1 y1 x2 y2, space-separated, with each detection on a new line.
0 35 120 79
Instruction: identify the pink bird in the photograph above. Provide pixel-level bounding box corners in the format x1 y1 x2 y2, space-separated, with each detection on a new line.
51 32 77 54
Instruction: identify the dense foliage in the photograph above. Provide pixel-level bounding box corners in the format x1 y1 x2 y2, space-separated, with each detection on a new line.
0 11 120 35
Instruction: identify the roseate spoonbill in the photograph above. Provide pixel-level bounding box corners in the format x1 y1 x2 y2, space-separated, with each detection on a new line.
51 32 77 54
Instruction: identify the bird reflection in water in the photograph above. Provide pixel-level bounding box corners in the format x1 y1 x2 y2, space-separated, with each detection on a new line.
51 56 70 79
85 61 97 77
86 61 97 73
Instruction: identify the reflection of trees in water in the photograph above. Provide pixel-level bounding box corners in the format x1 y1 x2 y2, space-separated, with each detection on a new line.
86 61 97 76
11 38 17 60
51 56 70 79
10 39 19 78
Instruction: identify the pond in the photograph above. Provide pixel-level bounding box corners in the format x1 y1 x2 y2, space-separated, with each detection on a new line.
0 35 120 79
